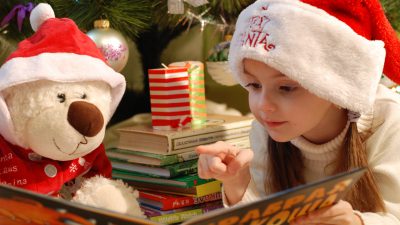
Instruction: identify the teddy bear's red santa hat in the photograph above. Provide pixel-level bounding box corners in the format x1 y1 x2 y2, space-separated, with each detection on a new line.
229 0 400 113
0 3 126 145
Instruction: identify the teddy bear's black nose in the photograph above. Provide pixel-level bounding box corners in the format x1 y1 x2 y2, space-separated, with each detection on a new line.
67 101 104 137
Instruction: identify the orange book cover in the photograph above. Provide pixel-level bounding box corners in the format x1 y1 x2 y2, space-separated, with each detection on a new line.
0 168 365 225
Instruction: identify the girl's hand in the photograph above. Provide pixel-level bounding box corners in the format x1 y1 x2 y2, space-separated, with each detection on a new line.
196 141 254 205
290 200 363 225
196 141 253 183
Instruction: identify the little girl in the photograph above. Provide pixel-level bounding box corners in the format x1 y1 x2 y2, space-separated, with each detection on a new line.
197 0 400 225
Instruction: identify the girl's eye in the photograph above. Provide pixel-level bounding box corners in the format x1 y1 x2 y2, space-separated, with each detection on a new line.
57 93 66 103
81 93 87 99
245 83 262 89
279 85 297 92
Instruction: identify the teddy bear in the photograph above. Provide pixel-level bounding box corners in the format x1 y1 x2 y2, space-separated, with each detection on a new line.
0 3 143 217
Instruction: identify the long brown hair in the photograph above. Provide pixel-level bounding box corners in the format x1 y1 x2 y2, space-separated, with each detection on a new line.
265 122 385 212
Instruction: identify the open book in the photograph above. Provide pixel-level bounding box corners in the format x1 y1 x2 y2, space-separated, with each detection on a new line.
0 168 365 225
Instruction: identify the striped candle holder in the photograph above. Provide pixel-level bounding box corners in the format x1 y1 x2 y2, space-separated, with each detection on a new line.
169 61 207 126
148 67 192 130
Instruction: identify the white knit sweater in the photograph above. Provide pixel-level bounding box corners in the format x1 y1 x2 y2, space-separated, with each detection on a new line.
225 85 400 225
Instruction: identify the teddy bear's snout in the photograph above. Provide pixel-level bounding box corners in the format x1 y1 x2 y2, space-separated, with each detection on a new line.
67 101 104 137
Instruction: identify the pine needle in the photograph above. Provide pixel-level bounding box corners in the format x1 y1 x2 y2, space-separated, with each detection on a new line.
0 36 16 65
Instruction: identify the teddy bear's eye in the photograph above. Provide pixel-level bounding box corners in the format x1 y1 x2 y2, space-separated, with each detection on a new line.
81 93 87 99
57 93 66 103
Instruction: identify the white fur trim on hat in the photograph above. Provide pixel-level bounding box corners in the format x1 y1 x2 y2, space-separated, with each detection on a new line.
0 52 126 145
229 0 385 113
30 3 55 32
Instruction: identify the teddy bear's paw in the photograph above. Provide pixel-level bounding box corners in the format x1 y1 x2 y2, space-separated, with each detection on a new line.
71 176 145 218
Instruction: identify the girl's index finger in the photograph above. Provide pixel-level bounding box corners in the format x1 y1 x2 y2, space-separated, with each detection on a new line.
195 141 231 155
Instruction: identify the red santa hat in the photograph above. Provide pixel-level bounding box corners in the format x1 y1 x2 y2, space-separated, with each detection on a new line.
0 3 126 145
229 0 400 113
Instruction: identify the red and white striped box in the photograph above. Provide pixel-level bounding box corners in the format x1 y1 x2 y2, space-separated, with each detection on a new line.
148 67 192 130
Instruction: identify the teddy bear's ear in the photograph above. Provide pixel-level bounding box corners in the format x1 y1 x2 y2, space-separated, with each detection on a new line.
30 3 55 32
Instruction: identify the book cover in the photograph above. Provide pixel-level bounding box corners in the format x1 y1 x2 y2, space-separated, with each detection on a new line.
184 168 366 225
138 191 222 210
110 159 198 178
112 171 212 188
117 114 253 155
0 184 160 225
106 148 199 166
0 168 365 225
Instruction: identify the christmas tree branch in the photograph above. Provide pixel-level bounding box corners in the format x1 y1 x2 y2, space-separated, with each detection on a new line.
0 36 16 64
381 0 400 31
0 0 152 42
151 0 254 29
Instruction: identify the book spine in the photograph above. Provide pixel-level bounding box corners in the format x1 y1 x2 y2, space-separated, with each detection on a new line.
118 134 250 156
155 136 247 157
148 208 203 224
174 175 213 188
147 201 223 224
171 126 251 151
108 148 199 166
195 180 222 197
110 158 199 178
165 160 198 178
161 151 198 166
140 192 223 210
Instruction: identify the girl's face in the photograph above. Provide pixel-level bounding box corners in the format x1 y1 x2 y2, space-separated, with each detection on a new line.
244 59 347 143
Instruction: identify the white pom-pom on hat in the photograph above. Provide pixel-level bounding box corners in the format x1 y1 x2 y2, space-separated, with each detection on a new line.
30 3 55 32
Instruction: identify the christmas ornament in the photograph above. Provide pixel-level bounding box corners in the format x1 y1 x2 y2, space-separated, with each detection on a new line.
168 0 208 14
168 0 185 14
0 3 34 31
181 8 211 31
185 0 209 7
87 19 129 72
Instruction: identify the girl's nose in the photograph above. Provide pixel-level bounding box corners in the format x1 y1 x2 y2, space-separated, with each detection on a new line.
259 94 277 112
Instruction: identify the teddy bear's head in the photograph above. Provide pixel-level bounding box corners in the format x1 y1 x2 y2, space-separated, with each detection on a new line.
0 3 125 161
3 80 112 161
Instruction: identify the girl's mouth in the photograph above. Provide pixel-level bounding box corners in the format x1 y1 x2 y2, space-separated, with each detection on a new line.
265 121 287 128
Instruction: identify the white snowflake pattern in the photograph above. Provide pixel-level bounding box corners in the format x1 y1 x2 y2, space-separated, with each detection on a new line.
69 163 78 173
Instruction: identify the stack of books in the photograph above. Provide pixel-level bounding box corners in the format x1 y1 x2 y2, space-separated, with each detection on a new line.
107 114 253 224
